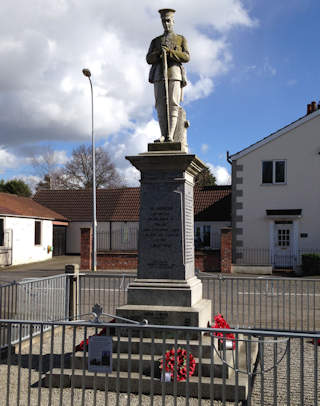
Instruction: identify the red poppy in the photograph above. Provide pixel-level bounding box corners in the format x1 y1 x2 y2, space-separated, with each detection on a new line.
211 314 236 350
75 319 116 352
160 347 196 381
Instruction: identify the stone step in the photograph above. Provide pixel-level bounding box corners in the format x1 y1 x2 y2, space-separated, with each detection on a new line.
70 353 229 379
43 368 249 401
108 334 238 359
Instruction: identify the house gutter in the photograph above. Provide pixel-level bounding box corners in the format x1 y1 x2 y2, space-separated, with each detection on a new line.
0 213 67 222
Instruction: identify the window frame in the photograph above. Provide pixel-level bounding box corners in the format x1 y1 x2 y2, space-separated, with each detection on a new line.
34 220 42 246
262 159 286 185
194 224 212 249
0 218 4 247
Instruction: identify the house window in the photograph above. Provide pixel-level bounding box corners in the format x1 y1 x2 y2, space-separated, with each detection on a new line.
195 225 211 249
0 219 4 246
121 225 129 243
262 160 286 184
278 229 290 247
35 221 41 245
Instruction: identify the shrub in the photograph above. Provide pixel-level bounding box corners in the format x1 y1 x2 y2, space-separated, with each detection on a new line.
301 253 320 275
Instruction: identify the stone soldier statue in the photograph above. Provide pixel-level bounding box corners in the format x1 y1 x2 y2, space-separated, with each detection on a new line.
146 9 190 143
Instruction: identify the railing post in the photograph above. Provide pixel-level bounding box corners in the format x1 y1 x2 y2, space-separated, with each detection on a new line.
65 264 80 321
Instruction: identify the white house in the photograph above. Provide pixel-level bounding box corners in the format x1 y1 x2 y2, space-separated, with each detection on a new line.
0 192 68 266
229 101 320 268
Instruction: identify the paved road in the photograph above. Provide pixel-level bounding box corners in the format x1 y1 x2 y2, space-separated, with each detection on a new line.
0 256 80 283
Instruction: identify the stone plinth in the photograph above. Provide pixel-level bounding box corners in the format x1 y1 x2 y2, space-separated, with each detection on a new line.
127 277 202 307
116 145 211 329
117 300 211 331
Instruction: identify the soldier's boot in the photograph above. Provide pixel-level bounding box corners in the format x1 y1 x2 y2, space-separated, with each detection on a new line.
158 114 168 142
167 115 178 142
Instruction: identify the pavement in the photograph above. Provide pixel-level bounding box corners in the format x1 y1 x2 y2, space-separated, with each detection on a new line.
0 256 80 284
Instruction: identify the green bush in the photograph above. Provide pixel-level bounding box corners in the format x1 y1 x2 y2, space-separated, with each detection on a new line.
302 253 320 275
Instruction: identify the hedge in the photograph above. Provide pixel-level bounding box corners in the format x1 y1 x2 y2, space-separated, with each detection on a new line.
301 253 320 275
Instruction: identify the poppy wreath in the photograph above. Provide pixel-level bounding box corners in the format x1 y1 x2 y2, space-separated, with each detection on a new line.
159 347 196 381
75 319 116 352
210 313 236 350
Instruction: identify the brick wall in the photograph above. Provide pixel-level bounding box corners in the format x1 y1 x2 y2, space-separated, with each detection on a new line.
80 228 92 270
220 227 232 273
97 252 138 270
80 228 226 272
195 250 220 272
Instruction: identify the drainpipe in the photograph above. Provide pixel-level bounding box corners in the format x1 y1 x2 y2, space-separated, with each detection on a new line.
226 151 232 165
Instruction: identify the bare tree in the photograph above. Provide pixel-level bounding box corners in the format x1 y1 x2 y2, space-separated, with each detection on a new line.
60 144 124 189
31 145 64 190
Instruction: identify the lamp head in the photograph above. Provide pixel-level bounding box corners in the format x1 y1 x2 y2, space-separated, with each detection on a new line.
82 68 91 78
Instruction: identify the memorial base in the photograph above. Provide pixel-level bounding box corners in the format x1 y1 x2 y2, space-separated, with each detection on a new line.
126 277 203 307
116 299 211 338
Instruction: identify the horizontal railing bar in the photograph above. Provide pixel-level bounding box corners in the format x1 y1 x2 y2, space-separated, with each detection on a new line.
18 274 68 285
197 274 320 281
79 273 135 278
1 319 319 339
80 272 320 282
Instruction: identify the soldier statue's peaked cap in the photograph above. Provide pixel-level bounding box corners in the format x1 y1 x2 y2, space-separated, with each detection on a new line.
158 8 176 18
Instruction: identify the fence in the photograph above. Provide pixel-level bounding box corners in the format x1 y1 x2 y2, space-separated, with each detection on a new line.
97 229 138 251
0 319 319 405
78 273 320 332
0 274 69 348
235 247 320 268
78 273 135 318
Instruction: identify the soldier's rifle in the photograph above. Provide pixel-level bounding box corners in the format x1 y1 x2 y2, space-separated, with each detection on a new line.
162 48 170 140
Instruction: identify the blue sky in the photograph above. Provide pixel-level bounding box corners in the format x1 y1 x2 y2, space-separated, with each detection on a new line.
0 0 319 189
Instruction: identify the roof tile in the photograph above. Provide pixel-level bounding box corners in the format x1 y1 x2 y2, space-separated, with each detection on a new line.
0 192 67 221
34 186 231 222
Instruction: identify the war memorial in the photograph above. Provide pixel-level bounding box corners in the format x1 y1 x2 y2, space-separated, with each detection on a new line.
0 9 260 403
116 8 211 331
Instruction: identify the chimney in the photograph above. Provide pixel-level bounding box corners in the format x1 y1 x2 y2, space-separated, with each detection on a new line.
307 104 312 115
311 101 317 112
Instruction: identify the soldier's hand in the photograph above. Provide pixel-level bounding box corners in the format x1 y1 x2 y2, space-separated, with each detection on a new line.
161 45 170 54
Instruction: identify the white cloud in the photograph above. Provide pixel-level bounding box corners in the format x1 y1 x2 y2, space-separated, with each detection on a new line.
0 0 256 181
0 1 255 142
263 57 276 77
103 119 160 186
184 77 214 103
207 162 231 185
30 149 68 166
0 147 20 173
201 144 209 153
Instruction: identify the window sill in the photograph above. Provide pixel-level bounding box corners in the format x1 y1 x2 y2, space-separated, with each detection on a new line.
260 183 287 186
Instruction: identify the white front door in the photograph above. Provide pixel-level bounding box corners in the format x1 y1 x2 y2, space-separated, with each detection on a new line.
273 221 295 267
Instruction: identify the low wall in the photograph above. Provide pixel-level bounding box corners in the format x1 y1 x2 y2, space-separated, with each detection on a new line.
231 265 272 275
80 227 230 273
195 250 220 272
97 251 138 270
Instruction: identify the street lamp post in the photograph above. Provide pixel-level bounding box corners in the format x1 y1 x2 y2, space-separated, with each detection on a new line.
82 68 97 272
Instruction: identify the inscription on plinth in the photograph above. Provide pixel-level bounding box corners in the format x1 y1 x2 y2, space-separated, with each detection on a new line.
184 183 194 264
139 180 185 280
